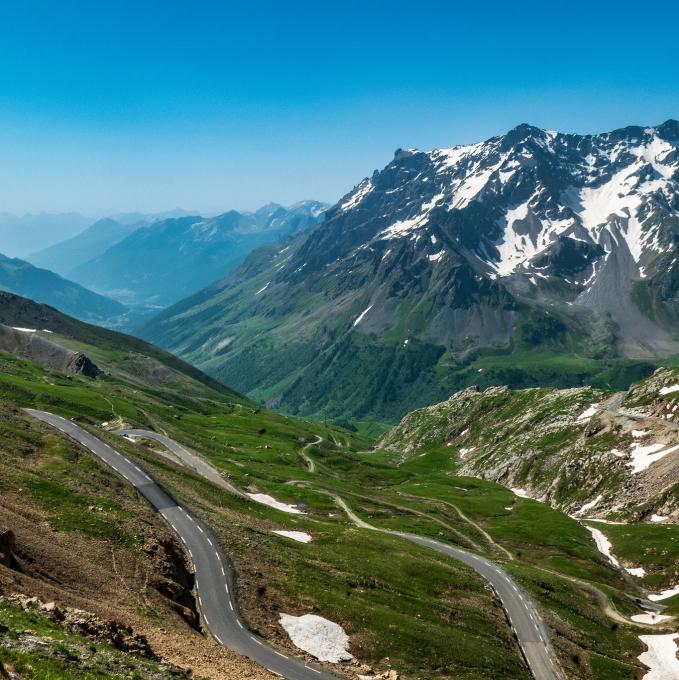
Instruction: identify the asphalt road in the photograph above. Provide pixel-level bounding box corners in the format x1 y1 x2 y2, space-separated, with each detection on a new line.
24 409 340 680
32 414 566 679
115 427 566 679
334 497 566 680
114 428 243 496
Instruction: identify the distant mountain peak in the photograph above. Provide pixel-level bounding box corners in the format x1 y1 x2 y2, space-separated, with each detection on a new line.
141 120 679 420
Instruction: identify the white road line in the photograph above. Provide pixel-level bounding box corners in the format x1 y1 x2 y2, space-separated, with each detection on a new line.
274 651 287 658
237 620 244 629
214 635 223 644
306 667 321 674
229 600 234 610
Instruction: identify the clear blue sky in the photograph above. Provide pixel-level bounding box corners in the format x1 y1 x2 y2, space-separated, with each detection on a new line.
0 0 677 215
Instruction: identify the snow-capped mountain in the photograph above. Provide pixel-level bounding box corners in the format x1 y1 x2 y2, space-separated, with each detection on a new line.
141 121 679 420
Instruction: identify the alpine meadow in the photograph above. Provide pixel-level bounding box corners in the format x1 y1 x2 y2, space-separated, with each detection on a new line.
1 3 679 680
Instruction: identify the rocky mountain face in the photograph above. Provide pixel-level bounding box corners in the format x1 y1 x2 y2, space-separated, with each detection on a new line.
379 367 679 522
141 121 679 421
70 201 328 308
0 252 126 325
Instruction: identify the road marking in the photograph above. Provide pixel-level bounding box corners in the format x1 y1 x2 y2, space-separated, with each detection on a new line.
229 600 233 610
214 635 223 644
225 583 229 593
237 620 244 629
274 651 286 658
221 566 225 576
306 667 321 674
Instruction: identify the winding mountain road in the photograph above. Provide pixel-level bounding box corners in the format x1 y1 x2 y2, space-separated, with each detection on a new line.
333 497 565 680
27 411 565 680
24 409 339 680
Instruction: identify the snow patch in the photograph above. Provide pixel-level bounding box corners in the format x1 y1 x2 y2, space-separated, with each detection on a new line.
632 613 672 625
340 179 372 211
427 250 445 263
279 614 353 663
352 304 374 327
247 493 303 514
660 384 679 396
273 530 312 543
11 327 37 333
633 430 650 438
459 447 475 458
255 282 270 295
626 567 647 577
585 525 620 568
649 585 679 602
574 494 603 516
628 442 679 474
650 514 669 523
576 403 600 422
638 633 679 679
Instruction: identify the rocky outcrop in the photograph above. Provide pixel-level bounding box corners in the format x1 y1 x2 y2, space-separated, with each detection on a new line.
1 594 157 659
144 536 198 629
0 530 21 572
0 324 101 378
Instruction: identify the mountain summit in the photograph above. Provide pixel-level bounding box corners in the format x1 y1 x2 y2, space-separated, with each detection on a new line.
141 121 679 420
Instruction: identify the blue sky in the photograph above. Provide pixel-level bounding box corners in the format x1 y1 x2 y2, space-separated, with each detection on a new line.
0 0 677 215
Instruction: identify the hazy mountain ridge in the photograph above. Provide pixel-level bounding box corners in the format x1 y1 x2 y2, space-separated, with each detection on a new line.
70 200 328 308
0 253 126 325
27 217 140 277
0 212 92 258
140 121 679 421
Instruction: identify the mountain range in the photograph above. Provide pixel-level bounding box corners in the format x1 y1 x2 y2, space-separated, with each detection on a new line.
0 252 126 324
62 201 328 308
140 120 679 422
28 217 141 277
0 212 92 258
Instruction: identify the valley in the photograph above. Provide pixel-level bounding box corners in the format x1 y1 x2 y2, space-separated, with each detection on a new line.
1 293 678 679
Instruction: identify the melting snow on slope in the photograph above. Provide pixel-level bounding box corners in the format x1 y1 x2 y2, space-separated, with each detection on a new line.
633 430 650 438
627 442 679 474
637 634 679 679
627 567 647 577
459 447 475 458
574 494 603 516
11 327 37 333
247 493 303 514
352 304 374 327
255 282 270 295
650 514 669 523
511 488 531 498
493 201 572 277
649 585 679 602
660 385 679 396
632 613 673 625
279 614 353 663
428 250 445 263
585 525 620 567
340 179 372 211
273 530 312 543
576 403 600 422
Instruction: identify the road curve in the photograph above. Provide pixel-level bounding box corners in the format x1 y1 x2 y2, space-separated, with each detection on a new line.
24 409 340 680
333 497 566 680
114 428 243 497
105 423 563 679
